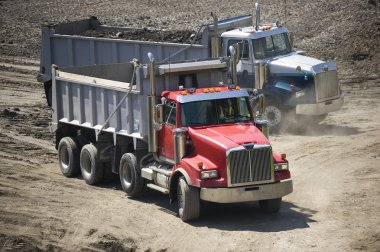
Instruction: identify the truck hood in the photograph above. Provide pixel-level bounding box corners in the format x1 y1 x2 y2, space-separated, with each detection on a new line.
189 123 270 150
269 53 336 75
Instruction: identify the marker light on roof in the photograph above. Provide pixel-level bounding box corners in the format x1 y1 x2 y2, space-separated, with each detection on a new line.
203 88 209 93
215 87 221 92
261 26 273 31
180 90 188 95
236 86 241 90
209 88 215 93
188 88 196 93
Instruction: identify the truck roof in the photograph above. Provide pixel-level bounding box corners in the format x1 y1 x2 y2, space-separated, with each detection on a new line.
163 86 249 103
221 25 288 40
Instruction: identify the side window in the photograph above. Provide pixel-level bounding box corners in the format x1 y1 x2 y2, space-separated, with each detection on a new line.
227 39 250 59
272 33 290 54
179 74 198 88
164 101 176 125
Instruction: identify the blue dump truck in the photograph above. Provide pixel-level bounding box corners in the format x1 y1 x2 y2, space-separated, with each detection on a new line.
38 3 343 128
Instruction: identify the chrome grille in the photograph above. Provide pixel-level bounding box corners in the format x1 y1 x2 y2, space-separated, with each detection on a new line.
228 146 273 186
315 70 339 102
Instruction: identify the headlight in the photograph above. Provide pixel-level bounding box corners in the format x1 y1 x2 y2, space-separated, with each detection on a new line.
200 170 218 179
296 90 305 98
274 163 289 171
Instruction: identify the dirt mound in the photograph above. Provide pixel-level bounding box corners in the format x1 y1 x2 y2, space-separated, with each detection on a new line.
81 28 197 44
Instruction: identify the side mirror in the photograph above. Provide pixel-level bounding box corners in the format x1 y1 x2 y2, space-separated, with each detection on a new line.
155 104 164 125
250 92 265 117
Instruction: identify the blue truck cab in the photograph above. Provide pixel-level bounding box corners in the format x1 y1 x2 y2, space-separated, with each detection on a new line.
218 18 344 128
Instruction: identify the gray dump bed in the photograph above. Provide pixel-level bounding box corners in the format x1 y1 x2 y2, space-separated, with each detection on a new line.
38 17 208 84
38 15 253 84
51 59 229 141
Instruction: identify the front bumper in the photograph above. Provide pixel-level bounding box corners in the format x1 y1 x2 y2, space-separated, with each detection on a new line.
200 179 293 203
295 93 344 115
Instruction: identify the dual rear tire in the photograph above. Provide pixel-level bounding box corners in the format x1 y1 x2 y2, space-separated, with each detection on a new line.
57 137 103 185
58 137 80 177
80 144 104 185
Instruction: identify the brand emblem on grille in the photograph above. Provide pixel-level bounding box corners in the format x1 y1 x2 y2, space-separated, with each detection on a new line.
243 143 254 150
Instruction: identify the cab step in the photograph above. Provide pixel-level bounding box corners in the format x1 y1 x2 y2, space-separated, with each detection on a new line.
147 183 169 194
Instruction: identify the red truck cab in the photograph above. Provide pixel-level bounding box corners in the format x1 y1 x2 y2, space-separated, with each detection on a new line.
155 85 292 220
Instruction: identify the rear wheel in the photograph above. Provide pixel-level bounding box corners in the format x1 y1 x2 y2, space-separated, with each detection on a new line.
80 144 104 185
259 198 282 213
263 99 284 131
119 153 145 197
177 176 200 222
58 137 80 177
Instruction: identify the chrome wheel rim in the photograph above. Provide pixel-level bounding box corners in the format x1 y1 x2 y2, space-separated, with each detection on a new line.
264 105 282 127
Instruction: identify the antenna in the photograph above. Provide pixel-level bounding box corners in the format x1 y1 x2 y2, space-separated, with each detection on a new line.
284 0 288 26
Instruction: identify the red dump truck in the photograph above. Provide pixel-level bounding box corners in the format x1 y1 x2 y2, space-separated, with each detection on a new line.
51 56 292 221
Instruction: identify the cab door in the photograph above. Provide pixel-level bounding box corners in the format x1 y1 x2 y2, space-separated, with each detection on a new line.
225 38 254 88
157 101 177 160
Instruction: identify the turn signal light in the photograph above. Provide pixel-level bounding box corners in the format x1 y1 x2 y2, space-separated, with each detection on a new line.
281 153 287 160
236 86 241 90
197 162 204 169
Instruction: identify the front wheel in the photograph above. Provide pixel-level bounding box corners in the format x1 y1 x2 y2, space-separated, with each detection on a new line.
263 100 283 130
259 198 282 213
177 176 200 222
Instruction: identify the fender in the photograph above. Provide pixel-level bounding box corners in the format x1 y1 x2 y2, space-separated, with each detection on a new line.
168 167 192 202
263 79 300 106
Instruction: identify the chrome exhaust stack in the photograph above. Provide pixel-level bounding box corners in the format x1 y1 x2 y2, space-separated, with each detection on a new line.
210 12 221 58
147 52 158 153
254 2 260 31
173 128 187 164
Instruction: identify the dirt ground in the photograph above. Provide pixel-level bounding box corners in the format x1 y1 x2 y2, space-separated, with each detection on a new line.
1 0 380 251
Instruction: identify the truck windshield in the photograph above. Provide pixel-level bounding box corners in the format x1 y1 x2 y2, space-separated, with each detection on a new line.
252 33 291 59
181 97 252 127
